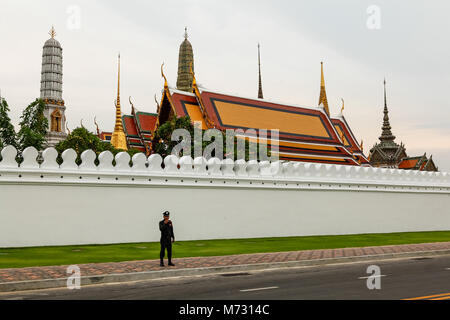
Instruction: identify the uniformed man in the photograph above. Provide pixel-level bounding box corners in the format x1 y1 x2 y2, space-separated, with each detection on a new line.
159 211 175 267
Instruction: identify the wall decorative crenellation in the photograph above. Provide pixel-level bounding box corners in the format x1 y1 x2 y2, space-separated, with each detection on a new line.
1 145 450 248
0 145 449 193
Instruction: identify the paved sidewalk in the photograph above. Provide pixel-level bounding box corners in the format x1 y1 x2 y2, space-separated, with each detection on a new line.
1 242 450 289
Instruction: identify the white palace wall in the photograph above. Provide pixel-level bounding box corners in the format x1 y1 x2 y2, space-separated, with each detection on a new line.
0 145 449 248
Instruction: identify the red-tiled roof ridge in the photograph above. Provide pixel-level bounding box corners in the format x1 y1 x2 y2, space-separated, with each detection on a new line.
401 155 423 160
168 88 196 97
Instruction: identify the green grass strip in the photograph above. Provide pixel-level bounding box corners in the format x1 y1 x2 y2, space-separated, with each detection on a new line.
0 231 449 269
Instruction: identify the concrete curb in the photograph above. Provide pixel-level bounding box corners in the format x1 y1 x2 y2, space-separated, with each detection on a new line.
1 249 450 293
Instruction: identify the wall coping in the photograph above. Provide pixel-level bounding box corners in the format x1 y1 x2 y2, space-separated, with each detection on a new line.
0 145 449 194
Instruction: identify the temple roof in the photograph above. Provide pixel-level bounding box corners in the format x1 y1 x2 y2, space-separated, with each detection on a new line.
398 154 438 171
157 38 366 166
164 87 363 165
398 157 421 169
331 115 370 165
99 131 112 142
135 111 158 133
123 115 139 137
122 112 157 153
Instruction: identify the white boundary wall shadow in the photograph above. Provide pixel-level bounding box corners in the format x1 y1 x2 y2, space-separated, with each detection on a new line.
0 146 449 248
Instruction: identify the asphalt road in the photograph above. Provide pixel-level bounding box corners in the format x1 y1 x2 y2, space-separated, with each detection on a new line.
1 255 449 300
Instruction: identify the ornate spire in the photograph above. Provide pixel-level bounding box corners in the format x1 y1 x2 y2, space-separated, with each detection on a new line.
49 26 56 38
177 28 195 92
111 53 128 150
379 79 396 143
41 27 64 104
117 54 121 105
318 62 330 116
258 43 264 99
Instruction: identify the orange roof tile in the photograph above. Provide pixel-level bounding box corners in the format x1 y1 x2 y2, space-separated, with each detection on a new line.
398 158 419 169
122 116 139 137
136 112 157 133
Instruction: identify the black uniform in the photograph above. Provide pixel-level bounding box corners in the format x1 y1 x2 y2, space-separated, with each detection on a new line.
159 220 175 264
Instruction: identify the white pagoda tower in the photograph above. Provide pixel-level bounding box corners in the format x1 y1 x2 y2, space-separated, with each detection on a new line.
40 26 67 146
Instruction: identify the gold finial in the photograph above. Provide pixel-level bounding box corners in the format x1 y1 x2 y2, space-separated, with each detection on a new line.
360 139 364 151
340 98 345 114
319 62 330 116
66 121 70 135
320 62 325 86
80 118 84 129
161 63 168 88
117 53 121 106
184 27 188 40
49 26 56 38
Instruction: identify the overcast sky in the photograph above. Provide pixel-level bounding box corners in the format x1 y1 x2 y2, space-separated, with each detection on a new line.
1 0 449 170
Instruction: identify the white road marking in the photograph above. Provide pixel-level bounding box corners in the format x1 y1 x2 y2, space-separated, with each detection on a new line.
239 286 279 292
446 268 450 270
358 274 387 279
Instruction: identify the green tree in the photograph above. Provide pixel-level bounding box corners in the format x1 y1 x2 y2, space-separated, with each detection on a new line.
17 99 48 151
152 116 194 158
55 127 141 165
152 116 265 161
0 98 17 149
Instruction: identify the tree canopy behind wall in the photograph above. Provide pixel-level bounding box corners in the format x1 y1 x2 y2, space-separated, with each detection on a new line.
55 127 141 165
0 98 17 149
152 116 263 161
17 99 48 151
